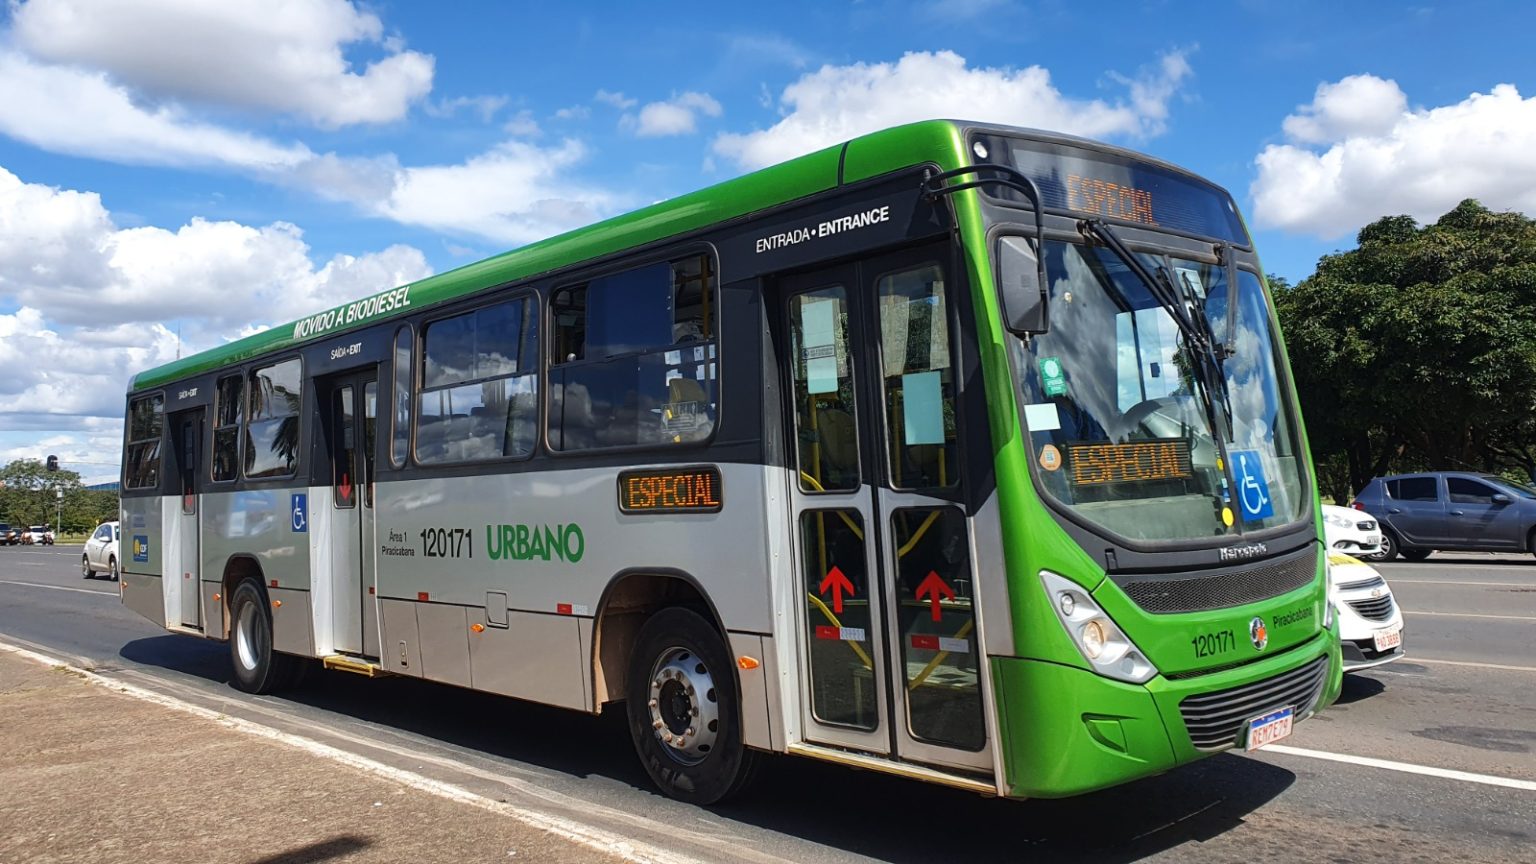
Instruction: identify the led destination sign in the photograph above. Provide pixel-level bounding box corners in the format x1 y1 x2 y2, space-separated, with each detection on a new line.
981 135 1250 243
1068 439 1193 486
618 466 723 514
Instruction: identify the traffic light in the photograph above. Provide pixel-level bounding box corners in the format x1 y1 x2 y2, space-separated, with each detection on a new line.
45 454 58 471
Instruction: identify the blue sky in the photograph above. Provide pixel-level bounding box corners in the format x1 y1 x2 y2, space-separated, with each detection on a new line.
2 0 1534 479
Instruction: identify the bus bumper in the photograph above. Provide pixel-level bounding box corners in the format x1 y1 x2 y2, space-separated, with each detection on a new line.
992 627 1342 798
120 573 166 628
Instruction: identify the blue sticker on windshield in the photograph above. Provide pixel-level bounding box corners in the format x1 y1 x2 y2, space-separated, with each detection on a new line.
1231 450 1274 522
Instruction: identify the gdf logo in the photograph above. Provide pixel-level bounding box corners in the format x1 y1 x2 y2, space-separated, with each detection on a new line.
1249 616 1269 651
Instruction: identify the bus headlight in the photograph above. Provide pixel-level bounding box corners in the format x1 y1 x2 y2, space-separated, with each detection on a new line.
1324 600 1336 629
1041 571 1158 684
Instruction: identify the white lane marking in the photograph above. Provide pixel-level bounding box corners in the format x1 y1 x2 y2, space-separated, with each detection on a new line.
1391 579 1536 588
1403 610 1536 622
1262 744 1536 792
0 639 705 864
0 579 115 596
1413 657 1536 673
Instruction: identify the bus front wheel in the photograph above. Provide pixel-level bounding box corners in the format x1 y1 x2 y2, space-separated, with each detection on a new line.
228 579 301 694
625 607 758 805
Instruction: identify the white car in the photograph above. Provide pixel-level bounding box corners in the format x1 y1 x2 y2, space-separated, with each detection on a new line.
82 520 121 581
1327 552 1405 672
1322 503 1383 557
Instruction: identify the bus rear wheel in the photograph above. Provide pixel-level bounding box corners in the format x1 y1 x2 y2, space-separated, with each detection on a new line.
228 579 301 694
625 607 758 805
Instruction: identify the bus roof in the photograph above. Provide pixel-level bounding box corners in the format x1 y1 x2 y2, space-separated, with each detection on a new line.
129 119 975 392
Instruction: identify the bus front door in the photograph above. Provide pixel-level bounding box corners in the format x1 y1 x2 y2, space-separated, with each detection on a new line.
318 372 380 658
168 408 203 630
778 244 992 775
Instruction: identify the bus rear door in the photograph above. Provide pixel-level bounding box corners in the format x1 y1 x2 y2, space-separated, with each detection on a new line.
317 371 380 658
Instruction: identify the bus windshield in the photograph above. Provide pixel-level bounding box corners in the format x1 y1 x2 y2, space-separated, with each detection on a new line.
1014 241 1306 543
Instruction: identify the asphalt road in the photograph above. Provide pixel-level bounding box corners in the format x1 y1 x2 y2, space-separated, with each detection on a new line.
1 544 1533 863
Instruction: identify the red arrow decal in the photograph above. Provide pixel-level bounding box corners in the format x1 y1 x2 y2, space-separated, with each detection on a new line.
338 471 352 504
915 570 954 622
818 566 855 614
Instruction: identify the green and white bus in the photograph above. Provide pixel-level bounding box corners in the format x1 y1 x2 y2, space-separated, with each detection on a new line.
120 120 1342 804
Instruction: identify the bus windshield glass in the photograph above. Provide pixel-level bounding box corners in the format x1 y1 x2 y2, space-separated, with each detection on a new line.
1014 243 1306 543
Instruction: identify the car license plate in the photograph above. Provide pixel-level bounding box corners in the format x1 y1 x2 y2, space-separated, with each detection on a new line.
1245 706 1294 751
1374 625 1402 652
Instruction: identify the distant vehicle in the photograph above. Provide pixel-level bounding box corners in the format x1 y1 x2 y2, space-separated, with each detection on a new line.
1327 553 1405 672
1321 504 1381 557
82 521 120 580
0 523 19 545
22 525 55 545
1352 471 1536 561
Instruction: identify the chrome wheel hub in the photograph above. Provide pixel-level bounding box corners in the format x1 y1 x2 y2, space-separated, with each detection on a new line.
235 599 264 672
647 647 720 766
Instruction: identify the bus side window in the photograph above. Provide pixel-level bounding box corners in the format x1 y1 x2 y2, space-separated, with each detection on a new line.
125 393 165 490
415 297 538 464
212 374 242 481
549 253 717 450
245 358 302 479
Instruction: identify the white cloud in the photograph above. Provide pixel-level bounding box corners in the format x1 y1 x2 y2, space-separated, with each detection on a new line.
595 89 638 110
713 50 1192 170
0 49 314 172
1280 75 1408 145
373 139 621 245
0 46 618 247
0 166 434 426
630 92 723 137
503 109 541 137
10 0 434 128
1251 77 1536 239
424 94 509 123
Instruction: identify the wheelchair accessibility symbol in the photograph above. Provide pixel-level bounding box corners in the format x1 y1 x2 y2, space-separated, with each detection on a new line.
291 493 308 533
1231 450 1274 522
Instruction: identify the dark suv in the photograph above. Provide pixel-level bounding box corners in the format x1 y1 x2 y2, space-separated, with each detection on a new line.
1352 472 1536 561
0 523 18 545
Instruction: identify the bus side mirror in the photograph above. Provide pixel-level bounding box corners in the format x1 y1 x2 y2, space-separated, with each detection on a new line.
996 235 1050 335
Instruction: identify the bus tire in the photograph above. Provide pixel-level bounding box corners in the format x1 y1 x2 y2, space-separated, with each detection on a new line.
626 607 758 805
228 579 300 694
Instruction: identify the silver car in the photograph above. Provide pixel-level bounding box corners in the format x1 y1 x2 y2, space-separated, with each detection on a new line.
82 521 120 580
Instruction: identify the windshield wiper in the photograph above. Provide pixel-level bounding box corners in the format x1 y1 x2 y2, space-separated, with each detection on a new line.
1077 218 1234 439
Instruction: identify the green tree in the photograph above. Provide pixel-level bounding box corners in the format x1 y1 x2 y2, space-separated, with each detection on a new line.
1275 200 1536 496
0 459 84 528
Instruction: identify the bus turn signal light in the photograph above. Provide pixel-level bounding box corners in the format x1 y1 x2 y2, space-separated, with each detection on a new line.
737 656 760 670
470 623 485 633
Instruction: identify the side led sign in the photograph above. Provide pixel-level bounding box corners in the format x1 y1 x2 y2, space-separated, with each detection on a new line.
1068 439 1193 486
618 466 723 514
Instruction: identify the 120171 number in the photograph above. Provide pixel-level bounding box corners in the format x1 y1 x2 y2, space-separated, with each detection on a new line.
421 527 472 559
1191 630 1235 658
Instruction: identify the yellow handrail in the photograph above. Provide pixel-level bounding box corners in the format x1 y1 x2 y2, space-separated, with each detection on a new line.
907 618 975 691
806 592 874 670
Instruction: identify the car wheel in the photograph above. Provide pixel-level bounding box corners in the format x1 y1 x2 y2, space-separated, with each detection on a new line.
626 607 759 805
1365 531 1398 562
228 579 302 694
82 555 94 579
1401 549 1432 562
108 556 119 581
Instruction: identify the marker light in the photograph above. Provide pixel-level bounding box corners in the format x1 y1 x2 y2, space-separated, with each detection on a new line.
1041 570 1158 684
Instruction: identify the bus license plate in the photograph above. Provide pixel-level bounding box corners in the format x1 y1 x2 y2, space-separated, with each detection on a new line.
1245 706 1294 751
1373 625 1402 652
